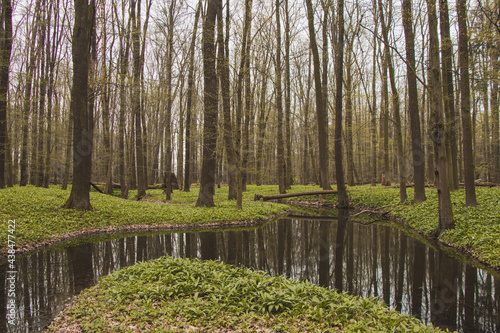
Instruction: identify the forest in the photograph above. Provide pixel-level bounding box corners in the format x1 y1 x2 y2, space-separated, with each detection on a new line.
0 0 500 331
0 0 499 216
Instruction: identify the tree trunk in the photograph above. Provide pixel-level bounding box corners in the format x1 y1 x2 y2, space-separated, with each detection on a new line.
402 0 426 203
164 0 176 201
20 1 41 186
0 0 13 189
276 0 285 195
284 0 292 189
334 0 348 207
379 0 406 203
64 0 95 211
305 0 330 190
491 39 500 183
36 2 48 187
131 0 146 199
345 54 354 186
101 4 113 195
381 51 390 186
370 3 378 187
439 0 459 191
196 0 219 207
44 0 61 188
217 0 237 199
234 0 253 207
255 51 269 187
427 0 454 235
457 0 477 206
184 1 201 193
61 102 72 190
118 9 130 198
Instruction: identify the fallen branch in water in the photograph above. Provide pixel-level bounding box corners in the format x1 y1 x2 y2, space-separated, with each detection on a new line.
352 205 393 218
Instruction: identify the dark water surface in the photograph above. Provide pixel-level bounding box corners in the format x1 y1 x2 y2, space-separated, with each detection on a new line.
1 210 499 332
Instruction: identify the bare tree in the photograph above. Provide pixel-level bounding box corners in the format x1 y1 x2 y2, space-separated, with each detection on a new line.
217 0 237 200
334 0 348 207
402 0 426 203
196 0 219 207
0 0 12 188
64 0 95 210
439 0 459 190
427 0 454 235
379 0 406 203
184 1 201 193
457 0 477 206
305 0 330 190
276 0 285 194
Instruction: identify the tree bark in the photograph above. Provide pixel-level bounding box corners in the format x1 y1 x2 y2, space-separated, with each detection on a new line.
64 0 95 210
255 51 270 186
370 2 378 187
184 1 201 193
305 0 330 190
20 1 41 186
164 0 176 201
217 0 237 199
0 0 13 188
379 0 407 203
402 0 426 203
276 0 286 195
439 0 459 191
101 3 113 195
131 0 146 199
284 0 292 189
196 0 219 207
457 0 477 206
491 38 500 183
334 0 348 207
427 0 454 235
117 5 130 198
36 2 48 187
44 0 61 188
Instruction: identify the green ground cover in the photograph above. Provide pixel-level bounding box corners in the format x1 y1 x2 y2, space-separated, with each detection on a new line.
0 185 289 257
47 255 445 333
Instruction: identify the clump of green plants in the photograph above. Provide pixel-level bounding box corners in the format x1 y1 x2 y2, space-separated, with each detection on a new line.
47 256 446 332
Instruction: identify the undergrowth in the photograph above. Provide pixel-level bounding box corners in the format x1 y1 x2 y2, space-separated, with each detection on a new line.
47 256 446 332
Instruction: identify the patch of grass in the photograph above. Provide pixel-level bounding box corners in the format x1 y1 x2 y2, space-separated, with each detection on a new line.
349 186 500 268
47 255 446 333
0 185 289 256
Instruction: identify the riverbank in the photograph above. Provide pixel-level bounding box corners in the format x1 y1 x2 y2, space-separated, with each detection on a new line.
47 255 446 333
348 185 500 270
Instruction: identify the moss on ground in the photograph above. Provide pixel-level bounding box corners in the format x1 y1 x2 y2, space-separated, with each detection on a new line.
47 256 446 333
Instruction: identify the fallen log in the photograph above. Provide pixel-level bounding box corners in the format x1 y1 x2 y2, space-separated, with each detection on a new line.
90 182 174 190
89 182 104 194
254 190 339 201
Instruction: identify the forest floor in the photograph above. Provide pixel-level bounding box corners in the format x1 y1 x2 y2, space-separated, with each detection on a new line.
46 255 446 333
